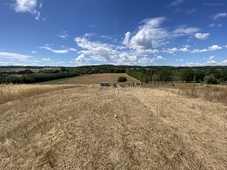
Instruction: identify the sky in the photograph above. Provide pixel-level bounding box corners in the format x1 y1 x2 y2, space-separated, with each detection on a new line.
0 0 227 67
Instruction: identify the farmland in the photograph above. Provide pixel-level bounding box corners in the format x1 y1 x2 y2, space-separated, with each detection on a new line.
0 78 227 169
41 73 139 84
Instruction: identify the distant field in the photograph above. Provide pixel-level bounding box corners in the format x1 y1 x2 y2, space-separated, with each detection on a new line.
0 67 60 72
41 73 139 84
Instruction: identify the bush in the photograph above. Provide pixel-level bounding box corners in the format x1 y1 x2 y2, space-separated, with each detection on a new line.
113 83 117 88
117 77 127 82
204 76 219 84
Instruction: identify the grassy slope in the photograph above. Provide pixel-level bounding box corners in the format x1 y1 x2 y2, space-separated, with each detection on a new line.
0 84 226 169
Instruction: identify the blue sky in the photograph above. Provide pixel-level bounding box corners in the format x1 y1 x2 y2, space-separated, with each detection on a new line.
0 0 227 66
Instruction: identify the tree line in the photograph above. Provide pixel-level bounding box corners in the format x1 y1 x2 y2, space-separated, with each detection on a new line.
0 65 227 84
126 67 227 84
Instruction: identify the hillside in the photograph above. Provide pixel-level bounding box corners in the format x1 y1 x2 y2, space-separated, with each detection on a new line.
0 84 226 169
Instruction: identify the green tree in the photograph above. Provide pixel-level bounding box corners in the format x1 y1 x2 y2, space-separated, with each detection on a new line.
204 76 219 84
117 77 127 82
181 69 195 83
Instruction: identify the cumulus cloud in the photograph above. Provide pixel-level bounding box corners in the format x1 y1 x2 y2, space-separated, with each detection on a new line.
211 13 227 20
39 47 68 54
75 54 89 65
117 53 137 65
162 44 223 54
123 17 199 54
222 60 227 65
75 36 115 62
156 55 166 60
138 57 155 65
208 45 222 51
194 33 210 40
12 0 42 20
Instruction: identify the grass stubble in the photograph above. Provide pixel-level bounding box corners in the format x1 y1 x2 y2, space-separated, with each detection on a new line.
0 83 226 169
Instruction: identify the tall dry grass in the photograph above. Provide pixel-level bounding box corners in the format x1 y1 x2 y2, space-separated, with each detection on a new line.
147 83 227 105
0 84 76 104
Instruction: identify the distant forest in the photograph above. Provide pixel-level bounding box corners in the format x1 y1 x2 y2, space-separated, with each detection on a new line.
0 65 227 84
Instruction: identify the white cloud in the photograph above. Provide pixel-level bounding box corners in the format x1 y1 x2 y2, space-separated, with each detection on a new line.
0 52 32 60
68 48 77 51
57 31 68 40
31 51 37 53
207 60 217 64
138 57 155 65
117 53 137 65
75 36 115 62
173 26 200 35
194 33 210 40
186 8 196 14
212 13 227 20
222 60 227 64
162 47 189 54
183 44 190 48
75 54 89 64
209 24 215 27
89 25 96 28
35 11 40 20
156 55 166 60
123 17 200 55
168 0 184 7
175 59 184 62
12 0 41 20
217 24 222 27
190 48 208 53
209 56 214 60
223 45 227 48
208 45 222 51
42 58 51 61
39 47 68 54
13 0 37 13
100 35 112 40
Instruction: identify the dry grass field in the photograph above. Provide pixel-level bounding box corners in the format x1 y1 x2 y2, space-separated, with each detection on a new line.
0 83 227 169
41 73 139 84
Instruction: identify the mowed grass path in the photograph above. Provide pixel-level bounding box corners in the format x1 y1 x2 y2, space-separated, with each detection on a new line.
41 73 139 84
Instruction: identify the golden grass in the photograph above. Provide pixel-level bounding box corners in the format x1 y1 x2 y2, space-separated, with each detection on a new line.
152 83 227 105
41 73 139 84
0 84 76 104
0 84 226 169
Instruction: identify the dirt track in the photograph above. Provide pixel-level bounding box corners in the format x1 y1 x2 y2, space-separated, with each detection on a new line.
0 85 227 169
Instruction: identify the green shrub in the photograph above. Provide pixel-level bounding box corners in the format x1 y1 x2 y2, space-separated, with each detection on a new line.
113 83 117 88
204 76 219 84
117 77 127 82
